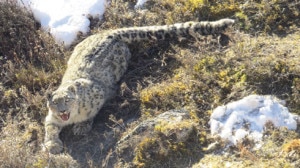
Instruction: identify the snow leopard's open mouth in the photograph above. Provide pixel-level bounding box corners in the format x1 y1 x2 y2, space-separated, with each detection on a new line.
60 112 70 121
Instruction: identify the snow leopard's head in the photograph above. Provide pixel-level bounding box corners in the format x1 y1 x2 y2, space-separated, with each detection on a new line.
47 84 78 122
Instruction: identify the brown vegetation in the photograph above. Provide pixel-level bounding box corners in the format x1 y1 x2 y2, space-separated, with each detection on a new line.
0 0 300 167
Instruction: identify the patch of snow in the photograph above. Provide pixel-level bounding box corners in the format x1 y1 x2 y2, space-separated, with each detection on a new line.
20 0 107 47
19 0 151 46
210 95 297 146
135 0 148 9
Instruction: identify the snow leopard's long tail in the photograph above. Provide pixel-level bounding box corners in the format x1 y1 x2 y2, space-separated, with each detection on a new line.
108 18 235 43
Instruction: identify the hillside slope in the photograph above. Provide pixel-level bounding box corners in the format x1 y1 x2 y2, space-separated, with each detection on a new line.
0 0 299 167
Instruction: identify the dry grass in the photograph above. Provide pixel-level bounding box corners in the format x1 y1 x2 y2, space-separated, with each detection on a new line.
0 0 66 124
0 0 300 167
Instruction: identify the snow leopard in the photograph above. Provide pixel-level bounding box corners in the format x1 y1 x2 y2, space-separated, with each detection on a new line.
43 18 235 154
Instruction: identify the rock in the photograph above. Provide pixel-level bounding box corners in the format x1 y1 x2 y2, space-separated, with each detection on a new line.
115 109 200 167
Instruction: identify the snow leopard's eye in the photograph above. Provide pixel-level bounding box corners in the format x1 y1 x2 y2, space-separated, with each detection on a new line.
65 95 73 102
65 98 70 102
53 100 58 105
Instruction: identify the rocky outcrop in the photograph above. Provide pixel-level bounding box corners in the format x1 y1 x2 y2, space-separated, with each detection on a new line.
115 109 203 167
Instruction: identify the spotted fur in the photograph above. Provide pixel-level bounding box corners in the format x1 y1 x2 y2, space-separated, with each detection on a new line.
43 18 234 154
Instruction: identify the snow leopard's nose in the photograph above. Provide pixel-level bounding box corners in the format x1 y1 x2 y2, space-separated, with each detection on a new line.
57 103 68 113
60 110 66 113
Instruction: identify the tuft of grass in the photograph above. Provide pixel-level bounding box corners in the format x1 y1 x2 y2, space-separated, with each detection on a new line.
283 139 300 154
139 78 190 114
240 0 300 34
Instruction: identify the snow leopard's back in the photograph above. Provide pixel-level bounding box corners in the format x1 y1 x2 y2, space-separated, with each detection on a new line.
62 18 235 85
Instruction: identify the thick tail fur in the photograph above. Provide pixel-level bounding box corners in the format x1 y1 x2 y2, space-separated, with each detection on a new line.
107 18 235 43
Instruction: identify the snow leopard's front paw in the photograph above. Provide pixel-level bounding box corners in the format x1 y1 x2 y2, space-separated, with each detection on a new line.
43 139 63 154
72 119 94 135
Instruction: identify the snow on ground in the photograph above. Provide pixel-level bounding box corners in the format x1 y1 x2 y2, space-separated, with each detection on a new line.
210 95 298 147
135 0 148 8
20 0 150 47
21 0 107 47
